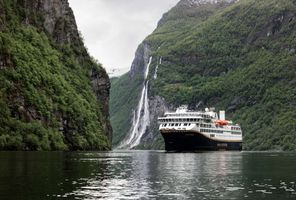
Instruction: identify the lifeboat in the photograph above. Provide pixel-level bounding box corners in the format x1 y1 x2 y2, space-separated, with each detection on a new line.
215 120 229 126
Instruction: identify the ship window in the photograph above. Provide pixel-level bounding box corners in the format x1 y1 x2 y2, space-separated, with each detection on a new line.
164 124 167 127
188 123 191 126
184 123 187 126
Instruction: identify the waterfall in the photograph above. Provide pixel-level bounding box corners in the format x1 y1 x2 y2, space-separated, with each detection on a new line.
117 57 152 149
153 57 162 79
153 65 158 79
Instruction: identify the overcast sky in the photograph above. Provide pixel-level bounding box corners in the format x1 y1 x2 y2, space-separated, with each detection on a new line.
69 0 179 76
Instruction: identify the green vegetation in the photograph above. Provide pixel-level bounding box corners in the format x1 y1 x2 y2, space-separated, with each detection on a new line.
0 1 110 150
110 73 144 146
111 0 296 150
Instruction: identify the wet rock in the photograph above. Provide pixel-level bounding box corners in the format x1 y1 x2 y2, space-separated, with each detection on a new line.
91 68 113 141
129 42 152 78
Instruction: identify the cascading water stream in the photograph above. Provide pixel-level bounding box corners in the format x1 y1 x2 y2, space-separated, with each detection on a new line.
153 57 162 79
117 57 152 149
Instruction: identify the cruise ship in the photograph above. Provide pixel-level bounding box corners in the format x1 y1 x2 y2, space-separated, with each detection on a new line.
158 106 242 151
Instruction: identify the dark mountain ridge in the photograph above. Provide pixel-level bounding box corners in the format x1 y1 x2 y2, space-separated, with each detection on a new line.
0 0 112 150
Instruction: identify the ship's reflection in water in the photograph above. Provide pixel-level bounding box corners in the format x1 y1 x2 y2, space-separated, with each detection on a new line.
1 151 296 199
62 151 296 200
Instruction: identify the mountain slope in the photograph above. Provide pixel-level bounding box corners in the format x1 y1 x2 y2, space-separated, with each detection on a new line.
110 0 239 148
111 0 296 150
148 0 296 150
0 0 112 150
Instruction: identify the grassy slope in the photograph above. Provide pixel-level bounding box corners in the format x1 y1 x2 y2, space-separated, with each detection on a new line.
110 74 143 146
146 0 296 150
0 1 110 150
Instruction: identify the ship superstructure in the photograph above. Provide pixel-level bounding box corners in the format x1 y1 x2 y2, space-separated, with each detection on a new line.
158 105 242 151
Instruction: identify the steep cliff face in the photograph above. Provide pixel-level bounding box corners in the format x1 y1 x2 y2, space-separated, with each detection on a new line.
111 0 232 149
110 43 151 146
0 0 112 150
111 0 296 150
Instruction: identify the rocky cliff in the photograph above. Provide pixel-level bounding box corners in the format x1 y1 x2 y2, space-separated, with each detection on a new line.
111 0 296 150
0 0 112 150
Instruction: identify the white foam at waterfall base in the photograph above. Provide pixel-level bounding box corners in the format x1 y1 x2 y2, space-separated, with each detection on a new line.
117 57 152 149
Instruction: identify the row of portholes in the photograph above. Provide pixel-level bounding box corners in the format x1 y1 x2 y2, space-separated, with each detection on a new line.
161 123 192 127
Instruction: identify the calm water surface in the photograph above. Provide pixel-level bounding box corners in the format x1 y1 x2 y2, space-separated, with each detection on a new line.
1 151 296 199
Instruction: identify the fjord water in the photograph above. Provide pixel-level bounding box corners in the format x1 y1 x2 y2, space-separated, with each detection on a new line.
1 151 296 200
